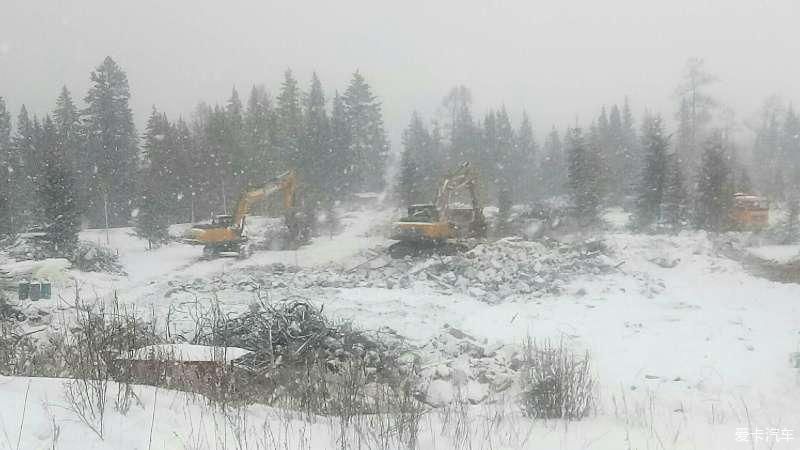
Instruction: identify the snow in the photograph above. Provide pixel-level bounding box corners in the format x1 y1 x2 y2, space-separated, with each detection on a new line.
747 244 800 263
4 206 800 448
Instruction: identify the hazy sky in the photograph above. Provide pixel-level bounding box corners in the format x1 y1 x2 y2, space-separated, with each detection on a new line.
1 0 799 147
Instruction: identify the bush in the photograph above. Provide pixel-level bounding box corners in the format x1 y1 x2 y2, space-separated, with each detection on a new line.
519 338 595 420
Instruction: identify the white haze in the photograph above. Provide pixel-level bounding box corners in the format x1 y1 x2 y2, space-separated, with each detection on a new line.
1 0 799 146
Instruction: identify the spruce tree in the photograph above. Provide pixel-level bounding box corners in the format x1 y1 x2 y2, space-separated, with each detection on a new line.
675 58 717 172
10 106 39 229
398 112 432 205
225 87 246 193
39 116 80 253
516 111 537 202
53 86 81 169
135 107 173 247
662 154 688 231
0 97 12 234
275 69 303 172
343 71 389 192
620 98 639 197
566 127 600 224
495 107 515 201
329 91 351 196
635 114 669 228
442 86 477 168
302 73 331 204
243 85 274 187
81 56 138 227
540 126 565 198
695 133 733 231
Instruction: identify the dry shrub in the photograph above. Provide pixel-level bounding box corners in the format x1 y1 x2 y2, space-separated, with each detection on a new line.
519 337 595 420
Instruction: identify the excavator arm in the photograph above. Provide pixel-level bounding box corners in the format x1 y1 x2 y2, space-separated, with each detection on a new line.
233 170 296 230
434 162 481 222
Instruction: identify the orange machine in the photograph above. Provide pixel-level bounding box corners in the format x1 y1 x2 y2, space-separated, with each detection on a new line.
731 193 769 230
389 162 487 257
185 171 297 257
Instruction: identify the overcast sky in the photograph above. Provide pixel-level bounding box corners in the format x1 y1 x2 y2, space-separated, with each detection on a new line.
1 0 799 147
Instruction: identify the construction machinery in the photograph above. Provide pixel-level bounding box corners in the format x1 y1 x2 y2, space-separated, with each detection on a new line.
185 170 299 257
731 193 770 230
389 162 487 257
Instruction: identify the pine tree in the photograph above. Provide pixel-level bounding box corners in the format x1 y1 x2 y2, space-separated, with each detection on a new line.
494 107 515 201
695 133 733 231
443 86 477 170
329 91 351 196
302 73 331 203
675 58 717 172
343 71 389 192
674 98 692 170
398 112 433 205
566 127 600 223
53 86 81 169
662 154 689 231
81 56 139 227
275 69 303 172
516 111 537 202
635 114 669 228
540 126 565 198
225 87 246 193
10 106 39 229
782 105 800 187
0 97 12 234
243 85 274 187
135 107 173 247
39 116 80 253
620 98 639 198
173 118 195 222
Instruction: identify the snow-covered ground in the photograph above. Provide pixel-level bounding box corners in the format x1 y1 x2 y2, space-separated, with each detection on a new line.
747 244 800 264
2 206 800 449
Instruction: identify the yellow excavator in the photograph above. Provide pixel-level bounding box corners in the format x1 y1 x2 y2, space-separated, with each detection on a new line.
185 170 299 258
389 162 487 257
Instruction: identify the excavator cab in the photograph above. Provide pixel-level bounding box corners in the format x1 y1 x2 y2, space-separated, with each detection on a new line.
401 204 440 223
210 214 235 228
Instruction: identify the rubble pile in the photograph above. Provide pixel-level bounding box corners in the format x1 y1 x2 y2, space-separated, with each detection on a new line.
416 324 522 406
4 235 123 274
196 299 407 375
164 238 617 304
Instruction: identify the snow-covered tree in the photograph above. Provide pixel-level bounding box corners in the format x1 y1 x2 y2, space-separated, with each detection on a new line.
515 111 538 202
301 73 331 204
135 107 173 247
662 154 689 231
398 111 434 205
275 69 303 172
540 126 565 198
39 115 80 252
566 127 600 223
694 133 733 231
81 56 138 227
675 58 717 172
343 71 389 192
635 114 669 228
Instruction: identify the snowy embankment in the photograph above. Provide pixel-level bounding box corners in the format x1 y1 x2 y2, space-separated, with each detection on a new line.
2 206 800 449
747 244 800 264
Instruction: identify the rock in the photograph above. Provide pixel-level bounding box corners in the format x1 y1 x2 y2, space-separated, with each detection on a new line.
426 379 455 406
